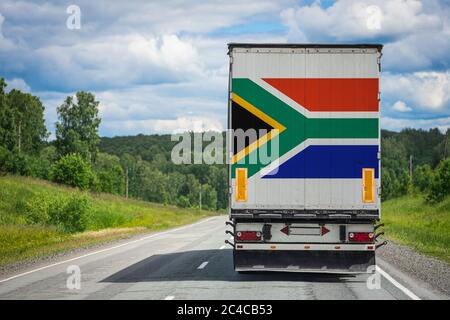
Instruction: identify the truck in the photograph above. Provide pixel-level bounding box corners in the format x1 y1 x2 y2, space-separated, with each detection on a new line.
226 43 384 273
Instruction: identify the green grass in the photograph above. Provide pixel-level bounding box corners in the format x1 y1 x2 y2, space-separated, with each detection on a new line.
381 195 450 263
0 175 219 267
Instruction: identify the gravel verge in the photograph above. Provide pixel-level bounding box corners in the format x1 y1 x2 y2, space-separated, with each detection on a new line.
378 240 450 297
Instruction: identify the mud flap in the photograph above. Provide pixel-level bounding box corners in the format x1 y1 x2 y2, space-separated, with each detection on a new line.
234 250 375 274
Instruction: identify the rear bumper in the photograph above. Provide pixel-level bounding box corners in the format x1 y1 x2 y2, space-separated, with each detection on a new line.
234 250 375 274
235 243 375 251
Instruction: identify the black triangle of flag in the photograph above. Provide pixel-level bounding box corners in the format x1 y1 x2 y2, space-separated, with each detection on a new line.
232 100 274 155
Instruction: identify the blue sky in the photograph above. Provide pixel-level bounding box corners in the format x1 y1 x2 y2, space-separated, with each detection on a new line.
0 0 449 137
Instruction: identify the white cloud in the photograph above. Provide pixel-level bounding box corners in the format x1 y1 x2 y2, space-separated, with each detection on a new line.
0 0 289 93
95 76 228 135
382 116 450 133
29 33 207 91
382 71 450 112
127 34 200 73
391 100 412 112
38 74 229 136
0 0 284 46
281 0 450 72
102 116 224 135
2 0 450 136
0 13 15 50
5 77 30 92
0 13 5 36
111 0 280 34
281 0 442 41
382 26 450 71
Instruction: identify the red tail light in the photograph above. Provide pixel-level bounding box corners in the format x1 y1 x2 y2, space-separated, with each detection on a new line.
348 232 374 243
236 231 262 241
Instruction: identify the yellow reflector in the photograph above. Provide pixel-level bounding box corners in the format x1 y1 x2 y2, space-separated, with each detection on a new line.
235 168 248 202
362 168 375 203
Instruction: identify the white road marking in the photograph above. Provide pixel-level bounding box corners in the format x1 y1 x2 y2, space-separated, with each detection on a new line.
197 261 209 269
376 266 421 300
219 245 226 250
164 295 175 300
0 216 218 283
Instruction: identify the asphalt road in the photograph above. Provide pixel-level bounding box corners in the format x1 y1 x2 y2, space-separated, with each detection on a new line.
0 216 444 300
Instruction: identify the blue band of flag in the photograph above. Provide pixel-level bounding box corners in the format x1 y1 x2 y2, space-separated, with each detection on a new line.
263 145 379 179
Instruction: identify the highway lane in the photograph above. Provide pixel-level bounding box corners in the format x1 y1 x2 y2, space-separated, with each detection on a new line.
0 215 440 300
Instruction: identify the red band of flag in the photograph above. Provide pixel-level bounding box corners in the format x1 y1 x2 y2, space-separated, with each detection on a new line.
263 78 379 112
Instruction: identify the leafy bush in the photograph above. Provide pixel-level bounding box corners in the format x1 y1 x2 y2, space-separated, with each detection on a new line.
0 147 32 176
93 153 124 194
27 156 51 179
96 166 124 194
51 153 93 189
427 158 450 203
381 168 410 200
0 146 12 174
25 195 51 225
0 147 56 179
413 164 433 192
176 196 190 208
25 193 91 233
200 184 217 210
27 146 58 179
89 173 101 193
49 195 91 233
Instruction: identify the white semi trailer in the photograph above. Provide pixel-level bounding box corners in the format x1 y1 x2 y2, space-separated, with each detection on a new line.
226 43 385 273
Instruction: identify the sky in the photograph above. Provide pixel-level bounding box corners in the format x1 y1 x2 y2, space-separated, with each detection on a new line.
0 0 449 137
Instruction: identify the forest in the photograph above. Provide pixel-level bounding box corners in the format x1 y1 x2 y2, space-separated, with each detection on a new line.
0 77 449 211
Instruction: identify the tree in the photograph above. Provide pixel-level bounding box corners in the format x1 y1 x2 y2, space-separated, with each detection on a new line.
7 89 48 153
0 79 14 151
433 129 450 164
55 92 101 162
0 80 48 153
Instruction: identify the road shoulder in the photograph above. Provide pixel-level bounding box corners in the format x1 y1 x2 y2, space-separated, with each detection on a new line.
0 216 220 282
377 240 450 299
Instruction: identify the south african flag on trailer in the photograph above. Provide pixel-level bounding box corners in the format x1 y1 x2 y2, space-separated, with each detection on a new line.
229 46 381 210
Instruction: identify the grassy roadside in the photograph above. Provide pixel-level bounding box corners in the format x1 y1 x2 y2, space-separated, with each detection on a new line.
0 176 220 268
381 195 450 264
